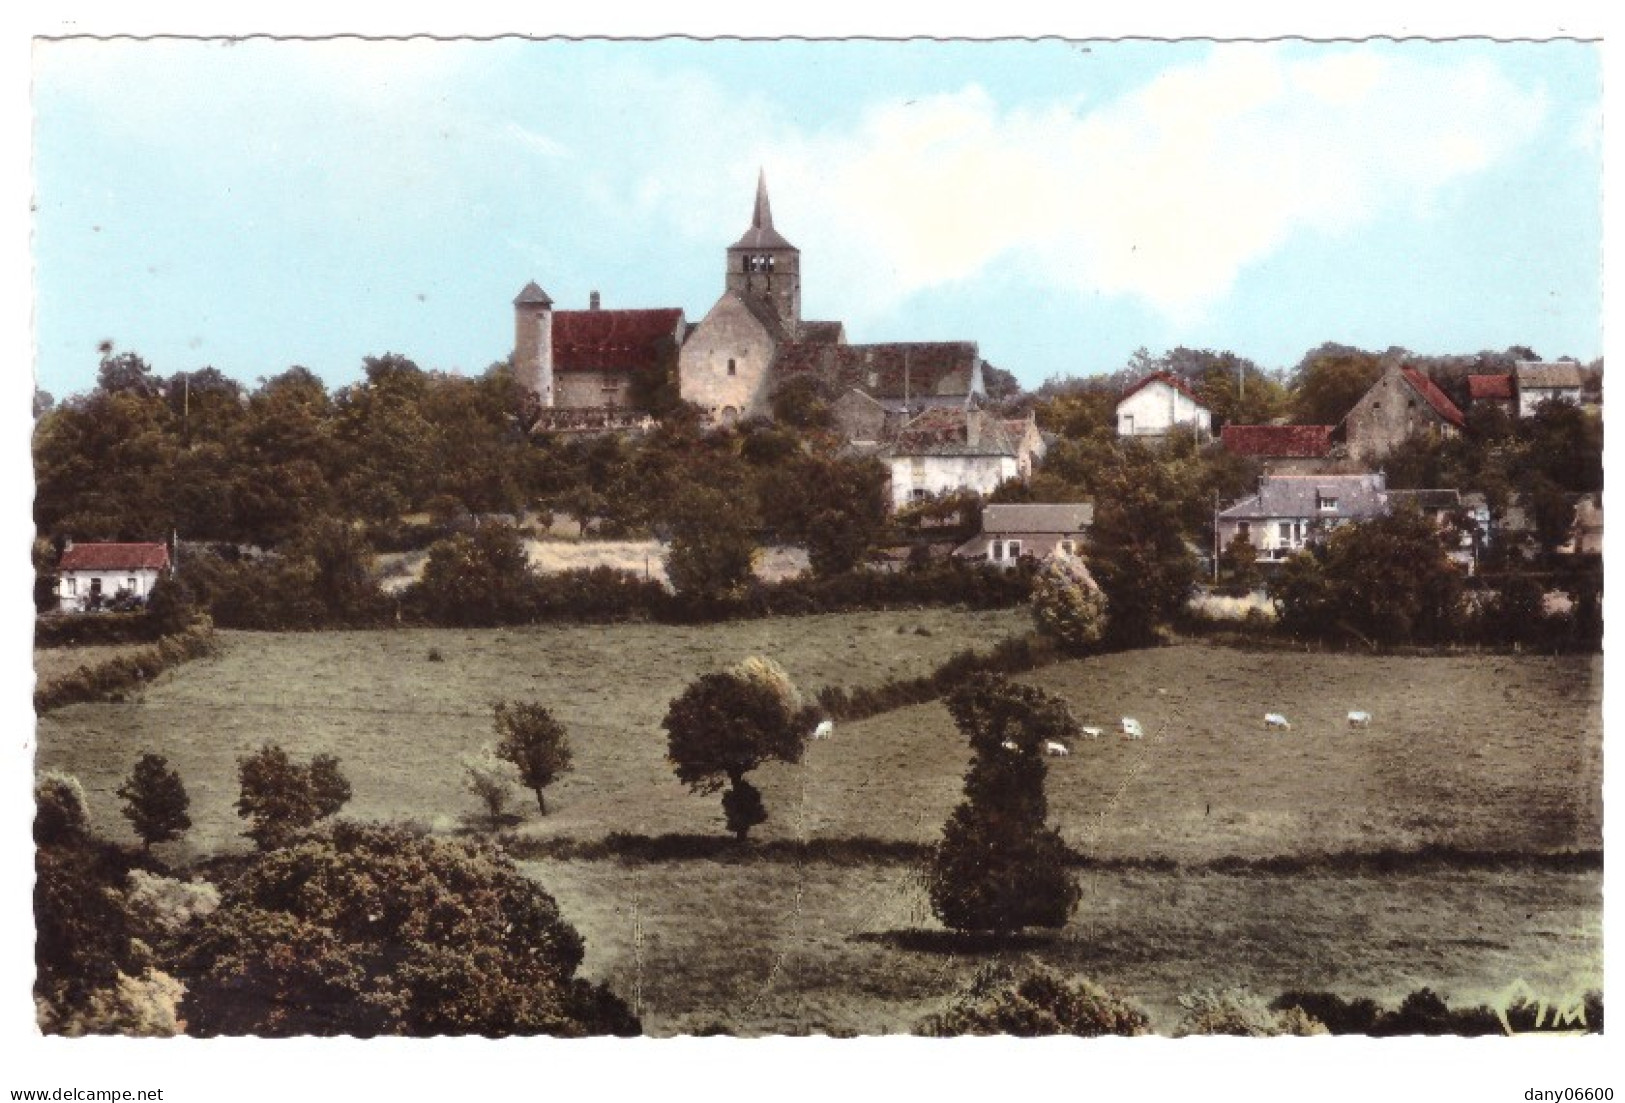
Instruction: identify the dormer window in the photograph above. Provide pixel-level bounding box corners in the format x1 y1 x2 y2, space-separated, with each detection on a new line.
1317 493 1338 512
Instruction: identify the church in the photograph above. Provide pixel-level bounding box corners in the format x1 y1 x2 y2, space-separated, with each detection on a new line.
512 171 989 434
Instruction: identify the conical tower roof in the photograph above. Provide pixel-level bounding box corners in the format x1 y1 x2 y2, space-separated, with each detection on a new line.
730 169 795 251
513 281 554 306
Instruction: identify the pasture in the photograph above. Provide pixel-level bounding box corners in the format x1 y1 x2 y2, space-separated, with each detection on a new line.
34 617 1603 1034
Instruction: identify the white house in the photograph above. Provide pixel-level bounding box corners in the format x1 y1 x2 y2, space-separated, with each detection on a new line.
1116 371 1213 440
886 407 1021 510
1216 474 1389 562
1514 360 1585 419
56 542 171 612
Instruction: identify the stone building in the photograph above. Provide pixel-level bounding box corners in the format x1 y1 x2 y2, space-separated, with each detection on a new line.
1339 365 1464 464
512 285 686 414
677 172 985 427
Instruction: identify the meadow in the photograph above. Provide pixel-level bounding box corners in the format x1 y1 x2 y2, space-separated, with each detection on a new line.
34 613 1604 1034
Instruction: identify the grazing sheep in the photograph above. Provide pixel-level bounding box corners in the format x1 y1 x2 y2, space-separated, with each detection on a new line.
1264 713 1292 731
1043 740 1070 757
812 719 835 740
1121 717 1144 740
1347 710 1371 728
1080 726 1104 740
1001 739 1020 752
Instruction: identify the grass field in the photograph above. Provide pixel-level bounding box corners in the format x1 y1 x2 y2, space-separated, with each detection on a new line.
34 616 1603 1035
528 858 1601 1036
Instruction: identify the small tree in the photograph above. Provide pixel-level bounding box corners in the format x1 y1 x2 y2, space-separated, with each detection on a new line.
1029 552 1108 652
1217 533 1262 595
235 744 352 850
35 772 91 848
461 746 522 829
926 673 1081 935
662 657 806 840
493 701 573 815
663 485 758 602
116 754 191 850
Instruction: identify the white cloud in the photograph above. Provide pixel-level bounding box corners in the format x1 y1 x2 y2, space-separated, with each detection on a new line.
715 44 1550 325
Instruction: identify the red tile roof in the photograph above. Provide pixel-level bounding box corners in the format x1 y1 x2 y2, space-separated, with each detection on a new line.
1400 368 1465 428
59 543 170 572
1221 424 1334 457
1119 370 1206 407
1467 374 1514 401
773 341 980 400
551 309 684 374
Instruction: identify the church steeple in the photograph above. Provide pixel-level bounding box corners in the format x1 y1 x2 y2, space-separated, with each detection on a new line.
726 168 800 327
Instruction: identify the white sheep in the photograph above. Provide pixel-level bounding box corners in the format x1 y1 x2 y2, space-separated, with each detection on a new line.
1043 740 1070 757
1001 739 1020 752
1080 725 1104 740
811 719 835 740
1264 713 1292 731
1121 717 1144 740
1347 710 1371 728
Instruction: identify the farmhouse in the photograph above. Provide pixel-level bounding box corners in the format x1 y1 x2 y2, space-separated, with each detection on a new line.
56 541 170 612
1220 424 1336 474
1340 365 1464 464
1514 360 1584 418
1116 371 1212 441
954 502 1093 568
1467 373 1515 417
1217 473 1389 562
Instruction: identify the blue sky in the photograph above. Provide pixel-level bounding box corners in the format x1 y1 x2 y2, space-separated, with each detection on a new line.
32 37 1602 397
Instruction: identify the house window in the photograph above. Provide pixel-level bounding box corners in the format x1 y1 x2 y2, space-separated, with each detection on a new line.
1059 540 1075 556
1407 399 1417 410
910 488 929 502
1278 522 1293 544
727 359 736 376
990 540 1004 560
65 578 77 595
1007 540 1023 559
127 577 137 592
1317 494 1338 512
1237 521 1250 541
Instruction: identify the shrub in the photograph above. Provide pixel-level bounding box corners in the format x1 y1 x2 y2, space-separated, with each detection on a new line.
1030 553 1108 652
40 969 186 1038
1176 986 1328 1037
917 963 1150 1037
124 870 221 937
1270 990 1383 1035
461 746 523 829
171 822 639 1036
410 522 538 627
34 621 217 713
35 772 91 847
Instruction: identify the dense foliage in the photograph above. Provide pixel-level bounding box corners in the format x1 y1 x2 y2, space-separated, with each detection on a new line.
235 744 353 850
172 821 640 1036
662 657 809 840
917 963 1150 1037
1029 553 1109 651
927 673 1081 934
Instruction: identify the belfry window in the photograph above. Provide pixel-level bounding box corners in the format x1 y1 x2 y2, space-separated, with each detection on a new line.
727 359 737 376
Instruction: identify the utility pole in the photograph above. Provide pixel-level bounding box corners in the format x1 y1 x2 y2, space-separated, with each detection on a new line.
1212 491 1220 583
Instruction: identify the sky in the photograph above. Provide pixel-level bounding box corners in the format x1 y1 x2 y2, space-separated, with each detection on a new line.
30 38 1603 399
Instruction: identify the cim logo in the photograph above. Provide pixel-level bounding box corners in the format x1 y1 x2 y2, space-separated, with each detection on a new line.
1493 979 1589 1036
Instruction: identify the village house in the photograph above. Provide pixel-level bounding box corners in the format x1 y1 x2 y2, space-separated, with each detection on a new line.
1513 360 1585 418
1339 365 1464 464
778 342 986 443
1216 473 1390 562
953 502 1093 569
884 407 1030 511
1219 424 1336 475
1116 371 1212 441
56 541 170 613
1466 373 1516 418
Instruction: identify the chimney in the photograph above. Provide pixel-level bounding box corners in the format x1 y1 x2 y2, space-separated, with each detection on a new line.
590 290 601 311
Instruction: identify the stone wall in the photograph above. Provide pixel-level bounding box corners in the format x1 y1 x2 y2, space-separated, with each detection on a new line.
678 294 778 422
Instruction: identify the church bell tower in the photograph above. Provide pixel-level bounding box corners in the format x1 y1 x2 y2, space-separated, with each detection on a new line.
725 169 801 331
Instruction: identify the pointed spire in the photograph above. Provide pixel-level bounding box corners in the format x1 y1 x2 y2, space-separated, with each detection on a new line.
514 281 553 307
730 168 795 251
752 168 774 232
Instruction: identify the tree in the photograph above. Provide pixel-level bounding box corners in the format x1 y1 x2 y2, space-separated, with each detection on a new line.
662 657 806 840
1289 343 1385 426
1029 553 1108 652
926 673 1081 935
172 822 639 1036
461 746 522 829
758 453 889 576
1217 533 1262 595
116 754 191 850
768 373 836 430
144 574 197 636
662 484 758 602
412 522 537 626
1087 460 1199 646
235 744 352 850
493 701 574 815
